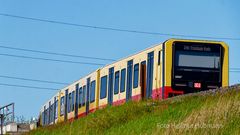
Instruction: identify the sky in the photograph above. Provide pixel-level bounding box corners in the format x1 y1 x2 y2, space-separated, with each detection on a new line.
0 0 239 119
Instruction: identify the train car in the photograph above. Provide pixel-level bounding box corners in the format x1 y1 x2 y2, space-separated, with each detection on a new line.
66 70 100 121
75 70 100 119
39 93 58 126
53 70 100 124
99 43 162 107
39 38 229 127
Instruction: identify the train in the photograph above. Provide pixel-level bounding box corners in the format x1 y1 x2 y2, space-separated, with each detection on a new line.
39 39 229 126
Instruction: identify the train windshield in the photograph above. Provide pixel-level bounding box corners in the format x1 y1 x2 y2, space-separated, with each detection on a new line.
175 51 220 69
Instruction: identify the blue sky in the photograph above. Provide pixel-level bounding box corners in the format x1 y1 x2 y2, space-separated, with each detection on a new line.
0 0 239 119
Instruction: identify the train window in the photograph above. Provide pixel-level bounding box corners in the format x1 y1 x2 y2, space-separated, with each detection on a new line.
54 101 56 120
55 99 58 119
100 76 108 99
83 85 86 105
114 71 120 94
49 106 51 124
175 51 220 69
53 103 56 120
120 68 126 93
158 51 161 65
50 105 53 123
133 64 139 88
52 105 54 122
45 108 48 125
52 104 54 122
51 105 53 123
45 109 47 125
72 91 75 112
51 104 54 122
48 104 51 123
44 106 46 125
79 87 82 108
49 104 52 123
48 105 51 123
90 81 96 103
50 104 52 122
48 108 50 124
47 108 49 124
42 111 44 125
60 96 64 116
48 107 50 124
50 104 53 123
43 109 45 125
68 93 72 113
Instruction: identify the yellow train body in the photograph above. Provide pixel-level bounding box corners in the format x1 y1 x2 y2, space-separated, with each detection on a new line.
39 39 229 126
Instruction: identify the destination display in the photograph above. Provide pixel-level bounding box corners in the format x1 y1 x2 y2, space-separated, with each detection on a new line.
174 41 221 53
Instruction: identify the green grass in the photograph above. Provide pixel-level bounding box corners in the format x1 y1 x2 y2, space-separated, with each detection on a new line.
28 86 240 135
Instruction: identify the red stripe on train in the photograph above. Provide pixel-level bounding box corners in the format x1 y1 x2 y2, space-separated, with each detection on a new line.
152 86 184 99
68 88 183 122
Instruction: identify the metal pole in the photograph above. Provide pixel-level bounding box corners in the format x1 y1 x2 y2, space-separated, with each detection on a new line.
12 103 15 123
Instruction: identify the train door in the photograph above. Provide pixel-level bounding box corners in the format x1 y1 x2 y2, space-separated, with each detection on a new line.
86 78 91 115
108 67 114 105
146 52 154 98
64 89 68 121
126 60 133 101
74 84 79 119
140 61 147 99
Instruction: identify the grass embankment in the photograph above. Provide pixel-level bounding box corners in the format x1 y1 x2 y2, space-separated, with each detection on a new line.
29 85 240 135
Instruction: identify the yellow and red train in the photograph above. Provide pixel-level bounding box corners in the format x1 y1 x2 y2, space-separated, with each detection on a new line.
39 39 229 126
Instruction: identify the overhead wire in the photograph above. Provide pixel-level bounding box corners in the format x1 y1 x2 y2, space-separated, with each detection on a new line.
0 53 105 66
0 83 58 91
0 75 68 85
0 44 116 61
0 13 240 41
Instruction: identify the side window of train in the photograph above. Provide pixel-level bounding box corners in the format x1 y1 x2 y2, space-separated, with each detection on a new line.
72 91 75 112
46 108 48 124
60 96 64 116
90 80 96 103
51 104 54 122
42 111 44 125
68 93 72 113
120 68 126 93
55 99 58 119
158 51 161 65
48 107 50 123
133 64 139 88
83 85 86 105
114 71 120 94
100 76 108 99
79 87 82 108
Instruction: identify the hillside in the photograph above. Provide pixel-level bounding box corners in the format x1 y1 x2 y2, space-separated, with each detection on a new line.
28 85 240 135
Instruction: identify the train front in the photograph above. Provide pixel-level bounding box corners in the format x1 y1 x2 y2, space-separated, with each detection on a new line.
163 39 229 98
